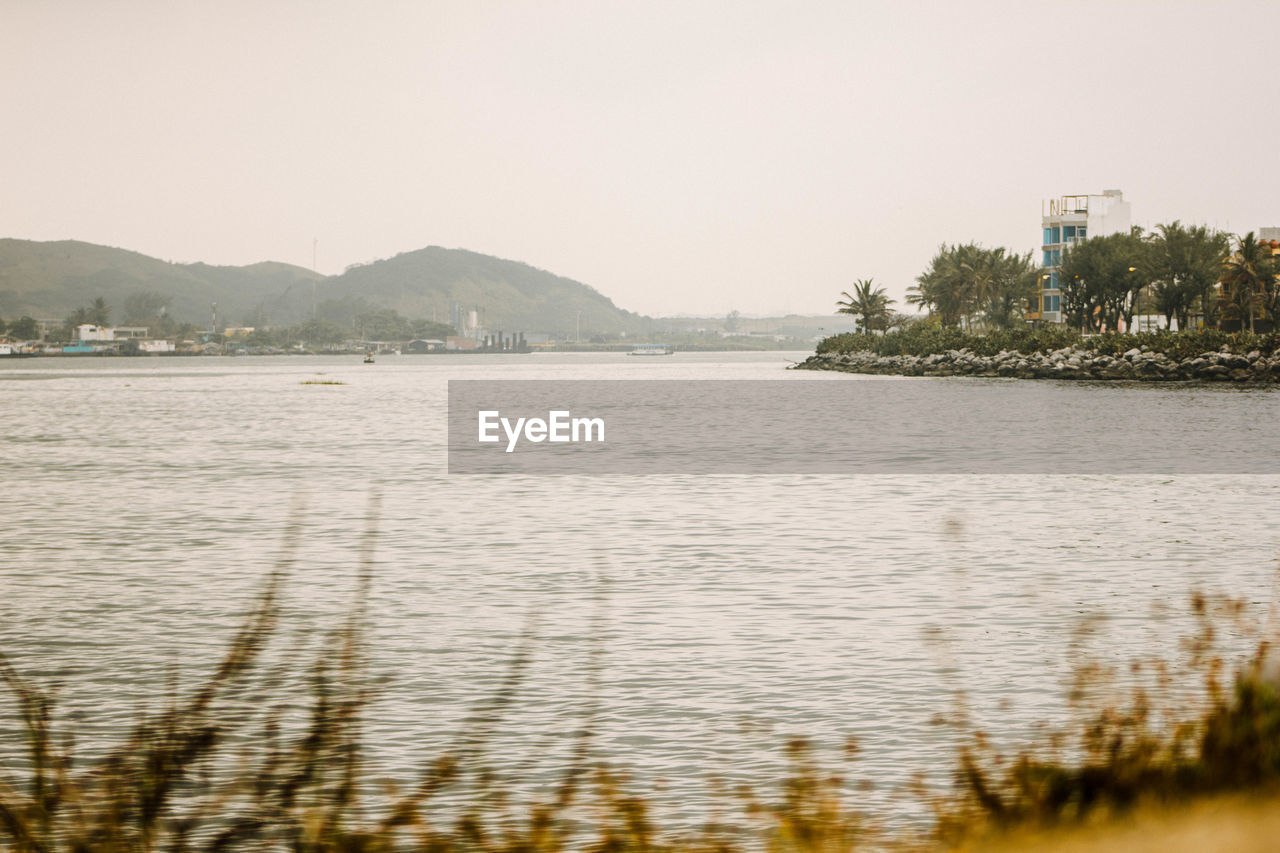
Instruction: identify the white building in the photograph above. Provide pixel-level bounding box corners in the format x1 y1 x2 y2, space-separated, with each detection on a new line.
75 324 112 341
1031 190 1131 325
74 324 149 341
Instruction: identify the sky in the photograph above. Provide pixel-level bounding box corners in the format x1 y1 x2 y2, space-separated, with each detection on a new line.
3 0 1278 317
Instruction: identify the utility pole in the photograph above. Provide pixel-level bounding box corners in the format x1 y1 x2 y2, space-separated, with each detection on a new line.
312 238 318 320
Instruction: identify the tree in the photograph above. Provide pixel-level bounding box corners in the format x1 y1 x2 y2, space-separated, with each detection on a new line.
0 316 7 337
9 316 38 340
410 319 456 339
1147 222 1230 329
1059 229 1148 332
980 248 1038 329
354 309 414 341
88 296 111 326
1219 232 1277 333
121 289 178 336
837 279 894 332
909 244 973 327
122 290 171 324
724 309 741 333
297 318 347 347
908 244 1035 329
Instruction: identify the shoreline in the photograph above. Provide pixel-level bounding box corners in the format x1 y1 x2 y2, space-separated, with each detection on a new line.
794 346 1280 382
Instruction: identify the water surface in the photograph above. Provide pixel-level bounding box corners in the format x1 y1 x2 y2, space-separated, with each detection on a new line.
2 352 1276 826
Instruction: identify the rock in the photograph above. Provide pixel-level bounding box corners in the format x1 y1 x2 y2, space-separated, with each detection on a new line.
1203 364 1230 379
1133 360 1165 378
798 344 1277 383
1225 354 1251 370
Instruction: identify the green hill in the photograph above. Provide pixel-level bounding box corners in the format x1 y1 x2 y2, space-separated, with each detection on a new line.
0 240 647 335
315 247 646 337
0 239 323 327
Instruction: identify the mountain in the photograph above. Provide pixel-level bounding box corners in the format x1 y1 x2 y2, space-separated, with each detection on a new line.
313 247 647 337
0 239 647 335
0 239 323 327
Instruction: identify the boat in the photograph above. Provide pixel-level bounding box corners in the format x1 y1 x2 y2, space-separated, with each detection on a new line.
627 343 674 356
363 351 376 364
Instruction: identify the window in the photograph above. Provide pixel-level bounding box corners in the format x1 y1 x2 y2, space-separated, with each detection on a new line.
1050 226 1061 243
1063 225 1076 240
1045 294 1060 311
1043 250 1053 267
1043 227 1052 245
1078 227 1086 239
1046 271 1059 290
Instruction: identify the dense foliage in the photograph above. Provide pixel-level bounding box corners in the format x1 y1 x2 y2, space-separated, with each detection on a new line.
1219 232 1280 333
1146 221 1232 330
907 244 1038 329
883 223 1273 337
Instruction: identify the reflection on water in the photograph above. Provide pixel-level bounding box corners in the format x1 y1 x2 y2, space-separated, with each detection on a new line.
1 352 1277 825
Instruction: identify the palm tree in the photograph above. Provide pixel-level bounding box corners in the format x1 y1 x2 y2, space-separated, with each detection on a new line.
982 249 1038 329
908 244 1034 329
837 278 895 333
1219 232 1277 333
909 245 972 327
1149 222 1230 329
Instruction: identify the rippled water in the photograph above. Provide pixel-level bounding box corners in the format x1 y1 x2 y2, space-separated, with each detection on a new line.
2 352 1278 827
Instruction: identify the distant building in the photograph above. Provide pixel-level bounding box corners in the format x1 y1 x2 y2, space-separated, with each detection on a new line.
446 335 479 351
1030 190 1131 325
74 324 149 341
75 324 112 341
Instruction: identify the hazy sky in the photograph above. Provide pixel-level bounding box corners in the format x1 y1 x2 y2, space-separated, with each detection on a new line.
3 0 1278 317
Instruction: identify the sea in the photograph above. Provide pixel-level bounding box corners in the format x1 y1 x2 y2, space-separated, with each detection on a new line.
2 351 1277 831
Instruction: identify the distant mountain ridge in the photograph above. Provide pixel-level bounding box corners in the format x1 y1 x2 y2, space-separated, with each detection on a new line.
317 246 646 336
0 239 648 334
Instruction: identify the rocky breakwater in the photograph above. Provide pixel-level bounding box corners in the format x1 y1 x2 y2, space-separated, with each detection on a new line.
796 346 1280 382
